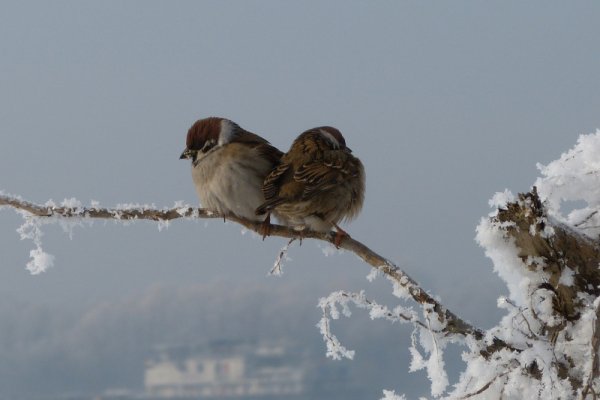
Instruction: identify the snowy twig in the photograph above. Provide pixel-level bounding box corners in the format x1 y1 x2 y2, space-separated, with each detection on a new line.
269 238 295 276
0 194 207 221
317 290 428 361
459 371 510 399
319 290 427 329
575 210 598 228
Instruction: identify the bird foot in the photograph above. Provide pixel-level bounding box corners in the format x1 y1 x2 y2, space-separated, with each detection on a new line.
259 214 273 240
332 223 349 248
297 231 304 246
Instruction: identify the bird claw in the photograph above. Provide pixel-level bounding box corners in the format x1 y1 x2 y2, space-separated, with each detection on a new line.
297 231 304 246
259 214 272 240
332 223 349 248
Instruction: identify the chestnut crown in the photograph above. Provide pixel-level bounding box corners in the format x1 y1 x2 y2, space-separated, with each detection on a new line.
185 117 240 150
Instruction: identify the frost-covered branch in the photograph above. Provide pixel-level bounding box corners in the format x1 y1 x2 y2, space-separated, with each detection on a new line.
451 185 600 399
269 238 295 276
459 371 511 399
446 131 600 399
317 290 428 360
0 192 490 347
0 194 213 221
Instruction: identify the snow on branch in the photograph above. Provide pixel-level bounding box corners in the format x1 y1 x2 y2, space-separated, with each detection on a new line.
459 186 600 399
0 191 489 347
317 290 425 360
535 130 600 237
448 130 600 399
318 290 454 396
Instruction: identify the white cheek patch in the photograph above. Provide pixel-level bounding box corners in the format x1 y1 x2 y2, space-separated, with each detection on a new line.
319 129 340 149
218 119 235 145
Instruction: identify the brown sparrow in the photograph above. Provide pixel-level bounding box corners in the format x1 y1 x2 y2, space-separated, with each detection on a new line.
256 126 365 245
180 117 283 221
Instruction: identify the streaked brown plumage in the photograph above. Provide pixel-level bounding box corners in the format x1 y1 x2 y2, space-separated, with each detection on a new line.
256 126 365 244
180 117 282 221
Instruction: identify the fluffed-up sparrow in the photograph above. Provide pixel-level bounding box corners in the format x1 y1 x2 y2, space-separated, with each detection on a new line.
256 126 365 245
180 117 283 221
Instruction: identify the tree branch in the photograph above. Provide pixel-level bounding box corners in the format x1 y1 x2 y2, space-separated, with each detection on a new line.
496 188 600 320
459 370 510 399
0 193 489 345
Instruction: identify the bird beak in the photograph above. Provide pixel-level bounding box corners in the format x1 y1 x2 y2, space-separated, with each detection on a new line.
180 148 192 160
346 147 353 153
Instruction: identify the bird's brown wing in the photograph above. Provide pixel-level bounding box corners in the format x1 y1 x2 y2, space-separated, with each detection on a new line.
295 150 359 200
262 162 290 201
255 161 293 215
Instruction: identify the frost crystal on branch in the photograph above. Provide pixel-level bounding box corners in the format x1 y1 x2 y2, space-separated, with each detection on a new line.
445 131 600 399
536 129 600 238
0 196 204 272
269 238 295 276
380 390 407 400
17 213 55 274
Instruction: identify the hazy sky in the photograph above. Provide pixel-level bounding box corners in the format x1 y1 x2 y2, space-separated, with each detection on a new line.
1 1 599 398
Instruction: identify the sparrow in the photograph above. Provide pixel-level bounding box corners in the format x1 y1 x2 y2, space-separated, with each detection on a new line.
180 117 283 222
255 126 365 246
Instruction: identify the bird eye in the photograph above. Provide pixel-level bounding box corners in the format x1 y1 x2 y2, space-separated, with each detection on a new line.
201 140 216 153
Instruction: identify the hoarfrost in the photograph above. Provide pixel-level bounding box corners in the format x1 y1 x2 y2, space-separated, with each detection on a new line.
445 130 600 399
269 238 294 276
323 130 600 399
60 197 83 209
366 268 379 282
315 315 355 360
476 217 546 307
26 246 54 275
319 242 343 257
17 215 55 274
388 273 412 300
536 129 600 238
489 189 515 209
5 198 195 270
380 390 407 400
317 290 419 362
173 200 191 216
157 219 170 232
559 267 575 286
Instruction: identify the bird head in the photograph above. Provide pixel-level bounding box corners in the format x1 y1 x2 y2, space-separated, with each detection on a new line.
179 117 240 162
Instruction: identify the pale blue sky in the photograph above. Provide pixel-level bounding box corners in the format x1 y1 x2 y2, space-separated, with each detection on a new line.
1 1 599 397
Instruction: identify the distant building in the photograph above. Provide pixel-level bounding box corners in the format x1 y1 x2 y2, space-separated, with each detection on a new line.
144 340 305 398
97 339 362 400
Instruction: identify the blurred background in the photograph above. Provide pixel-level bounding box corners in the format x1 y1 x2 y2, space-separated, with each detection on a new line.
0 1 599 399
